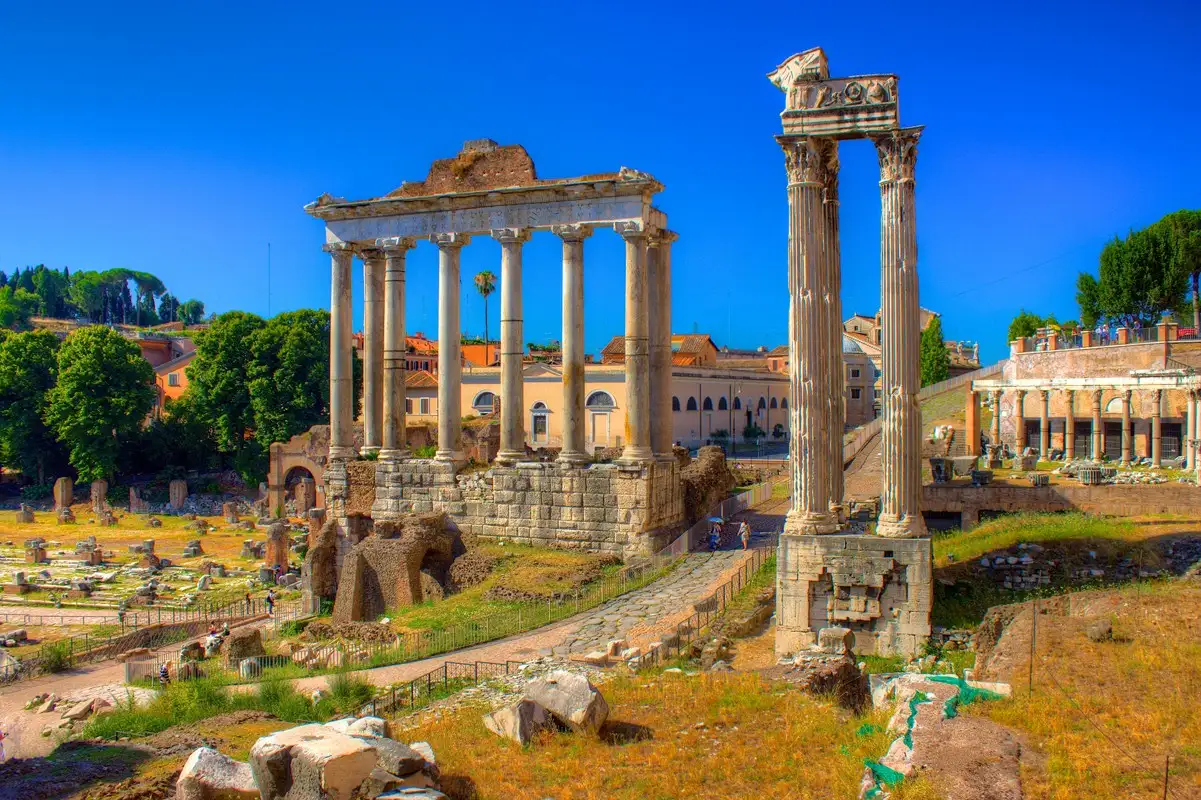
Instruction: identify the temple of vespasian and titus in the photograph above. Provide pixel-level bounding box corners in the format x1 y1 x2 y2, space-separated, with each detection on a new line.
305 140 685 558
770 48 932 658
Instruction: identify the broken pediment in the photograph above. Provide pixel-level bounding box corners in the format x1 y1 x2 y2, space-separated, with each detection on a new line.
767 47 829 91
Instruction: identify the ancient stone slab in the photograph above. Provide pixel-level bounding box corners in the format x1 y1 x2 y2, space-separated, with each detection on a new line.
169 479 188 510
483 698 552 745
523 670 609 735
176 747 259 800
90 480 108 513
53 477 73 510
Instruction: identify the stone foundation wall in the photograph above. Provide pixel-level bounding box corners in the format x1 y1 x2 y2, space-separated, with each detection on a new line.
364 459 684 556
776 534 932 658
923 483 1200 530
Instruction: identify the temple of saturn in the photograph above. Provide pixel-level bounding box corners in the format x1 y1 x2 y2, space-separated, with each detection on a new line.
770 48 932 658
304 140 685 558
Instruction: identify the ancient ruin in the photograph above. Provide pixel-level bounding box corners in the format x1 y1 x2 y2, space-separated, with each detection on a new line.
304 140 690 600
770 48 932 657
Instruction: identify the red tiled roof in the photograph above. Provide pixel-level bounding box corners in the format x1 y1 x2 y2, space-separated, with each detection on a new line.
405 370 437 389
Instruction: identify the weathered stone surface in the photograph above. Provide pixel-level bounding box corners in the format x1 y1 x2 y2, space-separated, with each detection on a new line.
224 628 265 665
15 504 34 523
53 476 73 510
680 446 736 526
264 522 290 569
366 738 427 777
169 479 189 510
90 480 109 513
1086 618 1113 642
769 652 869 712
176 746 259 800
523 671 609 735
482 698 552 744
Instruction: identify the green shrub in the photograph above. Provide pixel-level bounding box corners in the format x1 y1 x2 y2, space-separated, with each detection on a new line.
412 445 437 459
256 679 317 723
40 641 72 673
278 619 311 637
20 482 53 502
323 672 375 715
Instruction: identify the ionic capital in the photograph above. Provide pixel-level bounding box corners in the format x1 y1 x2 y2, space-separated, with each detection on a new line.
376 236 417 252
614 220 647 242
551 223 593 243
430 232 471 250
871 126 923 183
490 227 532 245
359 248 384 264
323 241 355 255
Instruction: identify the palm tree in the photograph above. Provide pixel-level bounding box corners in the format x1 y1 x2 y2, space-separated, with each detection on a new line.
474 270 497 363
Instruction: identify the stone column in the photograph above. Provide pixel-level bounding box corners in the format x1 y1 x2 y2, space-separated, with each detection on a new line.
990 389 1002 448
1151 389 1163 467
964 389 981 456
1064 390 1076 461
873 129 926 539
823 143 845 518
780 137 836 535
492 227 531 465
1121 389 1133 466
1092 389 1103 461
432 233 470 463
648 230 677 459
360 249 385 456
325 242 356 460
1039 389 1050 459
553 224 591 465
616 221 653 463
1187 390 1198 472
1014 390 1027 451
378 237 415 460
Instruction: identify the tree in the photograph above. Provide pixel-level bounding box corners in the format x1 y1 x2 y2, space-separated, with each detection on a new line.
45 326 154 481
1079 221 1187 329
0 330 65 482
178 298 206 325
920 315 950 387
1007 309 1044 341
158 293 180 323
247 310 330 447
473 270 496 361
187 311 266 461
0 286 38 330
1075 273 1102 328
1163 210 1201 332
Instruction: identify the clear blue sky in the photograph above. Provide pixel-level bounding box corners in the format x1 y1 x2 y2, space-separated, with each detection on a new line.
2 0 1198 364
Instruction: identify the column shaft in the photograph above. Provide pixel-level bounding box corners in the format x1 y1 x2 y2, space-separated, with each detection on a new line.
873 129 926 538
361 250 385 455
378 237 414 460
823 145 845 517
493 228 530 464
1064 390 1075 461
1039 390 1050 459
990 390 1002 447
780 137 836 535
1092 390 1103 461
648 231 676 458
554 225 591 465
617 222 653 462
1015 390 1027 451
1187 391 1198 472
1151 389 1163 467
325 243 355 460
1121 390 1132 466
433 233 470 463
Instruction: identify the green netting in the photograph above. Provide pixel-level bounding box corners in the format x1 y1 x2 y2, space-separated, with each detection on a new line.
928 675 1005 719
902 690 932 748
866 759 906 787
856 722 882 738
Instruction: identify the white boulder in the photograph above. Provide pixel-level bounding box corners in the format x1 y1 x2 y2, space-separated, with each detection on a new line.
176 746 259 800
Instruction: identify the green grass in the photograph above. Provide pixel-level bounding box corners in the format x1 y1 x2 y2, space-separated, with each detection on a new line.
860 654 906 674
933 512 1138 567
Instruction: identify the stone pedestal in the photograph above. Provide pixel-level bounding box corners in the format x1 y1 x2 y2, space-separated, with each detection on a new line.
90 480 108 513
53 477 73 510
775 534 931 658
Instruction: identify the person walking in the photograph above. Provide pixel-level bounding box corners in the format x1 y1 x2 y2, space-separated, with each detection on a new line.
265 589 276 618
708 522 721 552
158 662 171 688
739 520 752 550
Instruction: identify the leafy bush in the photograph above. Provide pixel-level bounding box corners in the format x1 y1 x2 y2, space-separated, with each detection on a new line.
412 445 437 459
20 482 53 502
105 483 128 506
324 672 376 715
40 641 72 673
277 619 312 637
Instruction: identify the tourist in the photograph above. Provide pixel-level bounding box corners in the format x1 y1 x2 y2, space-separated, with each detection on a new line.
266 589 276 618
159 662 170 687
208 622 217 637
0 727 6 762
221 622 230 638
244 592 253 615
739 520 752 550
708 523 721 552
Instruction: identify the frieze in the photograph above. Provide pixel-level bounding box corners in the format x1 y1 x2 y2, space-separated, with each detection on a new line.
787 75 896 113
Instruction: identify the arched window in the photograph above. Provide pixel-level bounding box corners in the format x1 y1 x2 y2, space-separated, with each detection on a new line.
530 402 549 441
586 390 615 409
531 401 548 410
770 397 779 409
472 391 496 414
686 397 698 411
733 397 742 410
702 397 713 411
718 397 728 410
672 396 681 411
781 397 788 409
758 397 767 410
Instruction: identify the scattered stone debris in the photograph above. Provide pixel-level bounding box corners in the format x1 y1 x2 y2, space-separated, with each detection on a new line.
483 669 609 745
767 627 870 712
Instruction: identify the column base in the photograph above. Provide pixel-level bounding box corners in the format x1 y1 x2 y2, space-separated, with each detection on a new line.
617 445 655 465
828 503 847 525
495 449 527 466
378 449 409 462
783 509 839 536
360 445 380 458
434 450 466 465
556 451 592 467
875 513 928 539
329 446 357 461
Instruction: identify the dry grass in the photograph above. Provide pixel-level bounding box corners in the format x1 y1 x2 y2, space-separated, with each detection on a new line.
971 580 1201 798
409 671 936 800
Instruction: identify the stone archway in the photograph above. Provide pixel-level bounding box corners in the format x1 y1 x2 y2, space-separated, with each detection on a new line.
267 427 330 516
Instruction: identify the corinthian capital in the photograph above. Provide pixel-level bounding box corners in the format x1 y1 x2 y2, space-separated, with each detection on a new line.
322 241 355 255
872 127 923 183
551 223 593 242
430 232 471 249
490 227 532 245
780 137 834 186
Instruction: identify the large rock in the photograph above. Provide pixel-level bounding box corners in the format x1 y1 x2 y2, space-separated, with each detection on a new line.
483 698 553 745
249 724 378 800
523 671 609 735
680 445 736 526
265 522 290 570
177 746 259 800
224 627 265 665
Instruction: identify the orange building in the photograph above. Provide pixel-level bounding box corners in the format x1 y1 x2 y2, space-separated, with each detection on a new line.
152 350 195 417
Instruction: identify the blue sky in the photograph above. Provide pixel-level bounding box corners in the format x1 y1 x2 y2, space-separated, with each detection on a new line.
2 0 1198 364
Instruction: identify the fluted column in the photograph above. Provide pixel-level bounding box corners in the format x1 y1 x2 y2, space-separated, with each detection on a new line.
432 233 470 464
616 221 653 463
325 242 356 460
1014 390 1027 451
1187 391 1198 472
990 389 1002 447
823 143 845 519
360 249 385 456
1039 389 1050 459
648 230 677 459
378 237 415 460
1091 389 1103 461
553 224 591 465
872 128 926 539
780 137 836 535
1064 390 1076 461
1121 390 1132 466
1151 389 1163 467
492 228 531 465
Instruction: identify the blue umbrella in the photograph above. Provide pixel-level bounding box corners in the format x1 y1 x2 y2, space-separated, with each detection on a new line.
707 516 725 523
